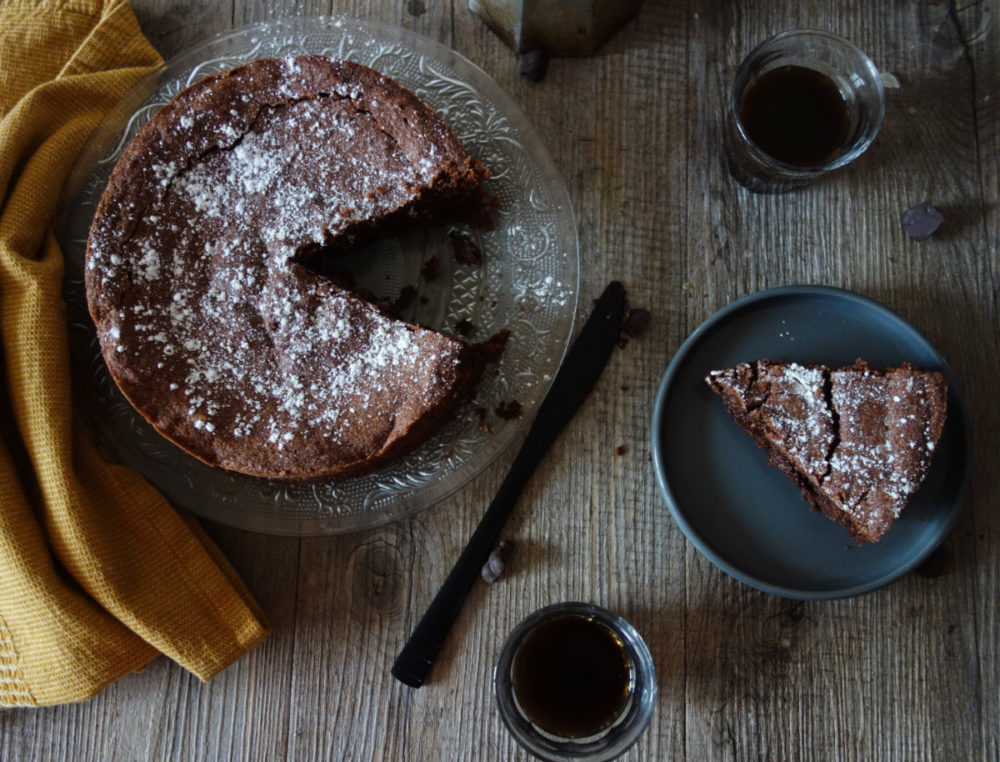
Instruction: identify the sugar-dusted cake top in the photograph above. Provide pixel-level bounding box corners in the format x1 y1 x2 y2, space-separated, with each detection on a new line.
707 359 947 543
86 56 489 480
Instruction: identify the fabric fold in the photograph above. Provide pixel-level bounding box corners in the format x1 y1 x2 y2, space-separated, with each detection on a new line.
0 0 269 708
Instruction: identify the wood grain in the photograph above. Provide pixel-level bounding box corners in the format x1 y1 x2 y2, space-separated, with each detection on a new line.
2 0 998 760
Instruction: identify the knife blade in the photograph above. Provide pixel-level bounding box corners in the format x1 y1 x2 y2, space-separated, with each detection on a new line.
391 280 627 688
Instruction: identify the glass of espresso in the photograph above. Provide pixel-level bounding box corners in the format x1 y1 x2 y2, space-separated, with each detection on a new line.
493 602 657 761
726 30 885 192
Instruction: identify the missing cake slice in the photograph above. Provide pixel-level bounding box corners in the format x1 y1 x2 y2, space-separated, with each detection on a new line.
706 360 947 544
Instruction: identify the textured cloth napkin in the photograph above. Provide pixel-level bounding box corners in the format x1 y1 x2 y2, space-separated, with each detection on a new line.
0 0 269 707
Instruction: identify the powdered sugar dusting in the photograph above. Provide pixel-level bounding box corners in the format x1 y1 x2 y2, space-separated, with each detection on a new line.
708 359 946 543
758 362 834 481
86 57 478 476
826 365 945 526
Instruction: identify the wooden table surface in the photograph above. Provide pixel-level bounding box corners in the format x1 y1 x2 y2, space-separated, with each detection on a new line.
4 0 998 759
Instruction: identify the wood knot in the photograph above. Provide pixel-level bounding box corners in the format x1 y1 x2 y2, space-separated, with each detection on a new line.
751 602 818 671
346 536 404 622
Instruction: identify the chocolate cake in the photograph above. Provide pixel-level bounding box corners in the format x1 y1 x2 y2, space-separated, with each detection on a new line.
706 360 947 543
86 56 491 481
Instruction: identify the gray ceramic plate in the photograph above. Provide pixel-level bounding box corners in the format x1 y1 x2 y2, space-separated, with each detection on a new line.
651 286 968 599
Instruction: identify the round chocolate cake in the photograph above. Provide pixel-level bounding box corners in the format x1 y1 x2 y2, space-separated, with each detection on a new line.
86 55 489 480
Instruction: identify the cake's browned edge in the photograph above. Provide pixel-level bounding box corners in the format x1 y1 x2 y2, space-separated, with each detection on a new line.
324 342 487 481
706 360 949 545
84 55 492 481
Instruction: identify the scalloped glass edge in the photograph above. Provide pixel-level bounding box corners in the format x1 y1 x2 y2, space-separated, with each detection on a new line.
57 15 579 535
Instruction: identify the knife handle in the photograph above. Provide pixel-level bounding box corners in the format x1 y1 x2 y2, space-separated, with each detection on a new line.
390 451 536 687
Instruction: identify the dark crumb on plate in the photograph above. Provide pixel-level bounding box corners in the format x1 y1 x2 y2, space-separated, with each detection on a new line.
450 233 482 265
494 399 522 420
621 384 631 391
623 307 651 338
647 453 652 462
475 406 493 434
481 540 514 584
455 318 475 336
477 328 511 364
615 444 628 456
520 48 549 82
420 255 440 281
467 194 500 232
394 285 417 312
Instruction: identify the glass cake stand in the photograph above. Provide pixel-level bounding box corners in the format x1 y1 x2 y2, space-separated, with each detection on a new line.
58 16 579 535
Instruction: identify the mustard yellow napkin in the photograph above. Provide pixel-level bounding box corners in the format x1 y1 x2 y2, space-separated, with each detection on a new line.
0 0 269 707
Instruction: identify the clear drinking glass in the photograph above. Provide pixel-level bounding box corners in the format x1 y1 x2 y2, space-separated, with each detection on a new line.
726 29 885 192
493 602 657 762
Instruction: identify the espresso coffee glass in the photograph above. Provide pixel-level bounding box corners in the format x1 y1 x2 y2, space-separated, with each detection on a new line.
493 602 656 762
726 30 885 192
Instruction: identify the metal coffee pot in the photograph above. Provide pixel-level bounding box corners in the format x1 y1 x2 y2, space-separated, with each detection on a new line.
469 0 642 56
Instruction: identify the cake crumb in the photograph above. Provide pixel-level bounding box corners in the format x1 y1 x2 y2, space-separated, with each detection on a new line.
420 256 440 281
481 540 514 584
475 406 493 434
494 399 522 420
450 233 482 265
622 307 650 338
477 328 511 364
901 201 944 241
394 285 417 312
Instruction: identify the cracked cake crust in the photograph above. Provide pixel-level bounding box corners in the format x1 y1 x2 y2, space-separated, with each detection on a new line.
706 360 947 544
85 56 490 481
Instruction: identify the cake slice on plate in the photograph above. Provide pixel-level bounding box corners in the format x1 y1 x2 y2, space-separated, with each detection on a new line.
706 360 947 544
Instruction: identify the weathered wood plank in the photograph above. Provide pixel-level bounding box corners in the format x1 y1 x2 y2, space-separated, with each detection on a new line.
1 0 996 760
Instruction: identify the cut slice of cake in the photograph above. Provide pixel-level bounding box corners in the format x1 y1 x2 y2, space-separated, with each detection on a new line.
706 360 947 543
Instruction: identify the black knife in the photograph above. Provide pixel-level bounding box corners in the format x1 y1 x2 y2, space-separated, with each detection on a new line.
391 280 628 688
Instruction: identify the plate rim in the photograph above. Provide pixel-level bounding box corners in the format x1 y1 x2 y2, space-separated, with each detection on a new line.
650 284 969 600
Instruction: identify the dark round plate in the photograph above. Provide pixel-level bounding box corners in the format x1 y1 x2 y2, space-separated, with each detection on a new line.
650 286 968 599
